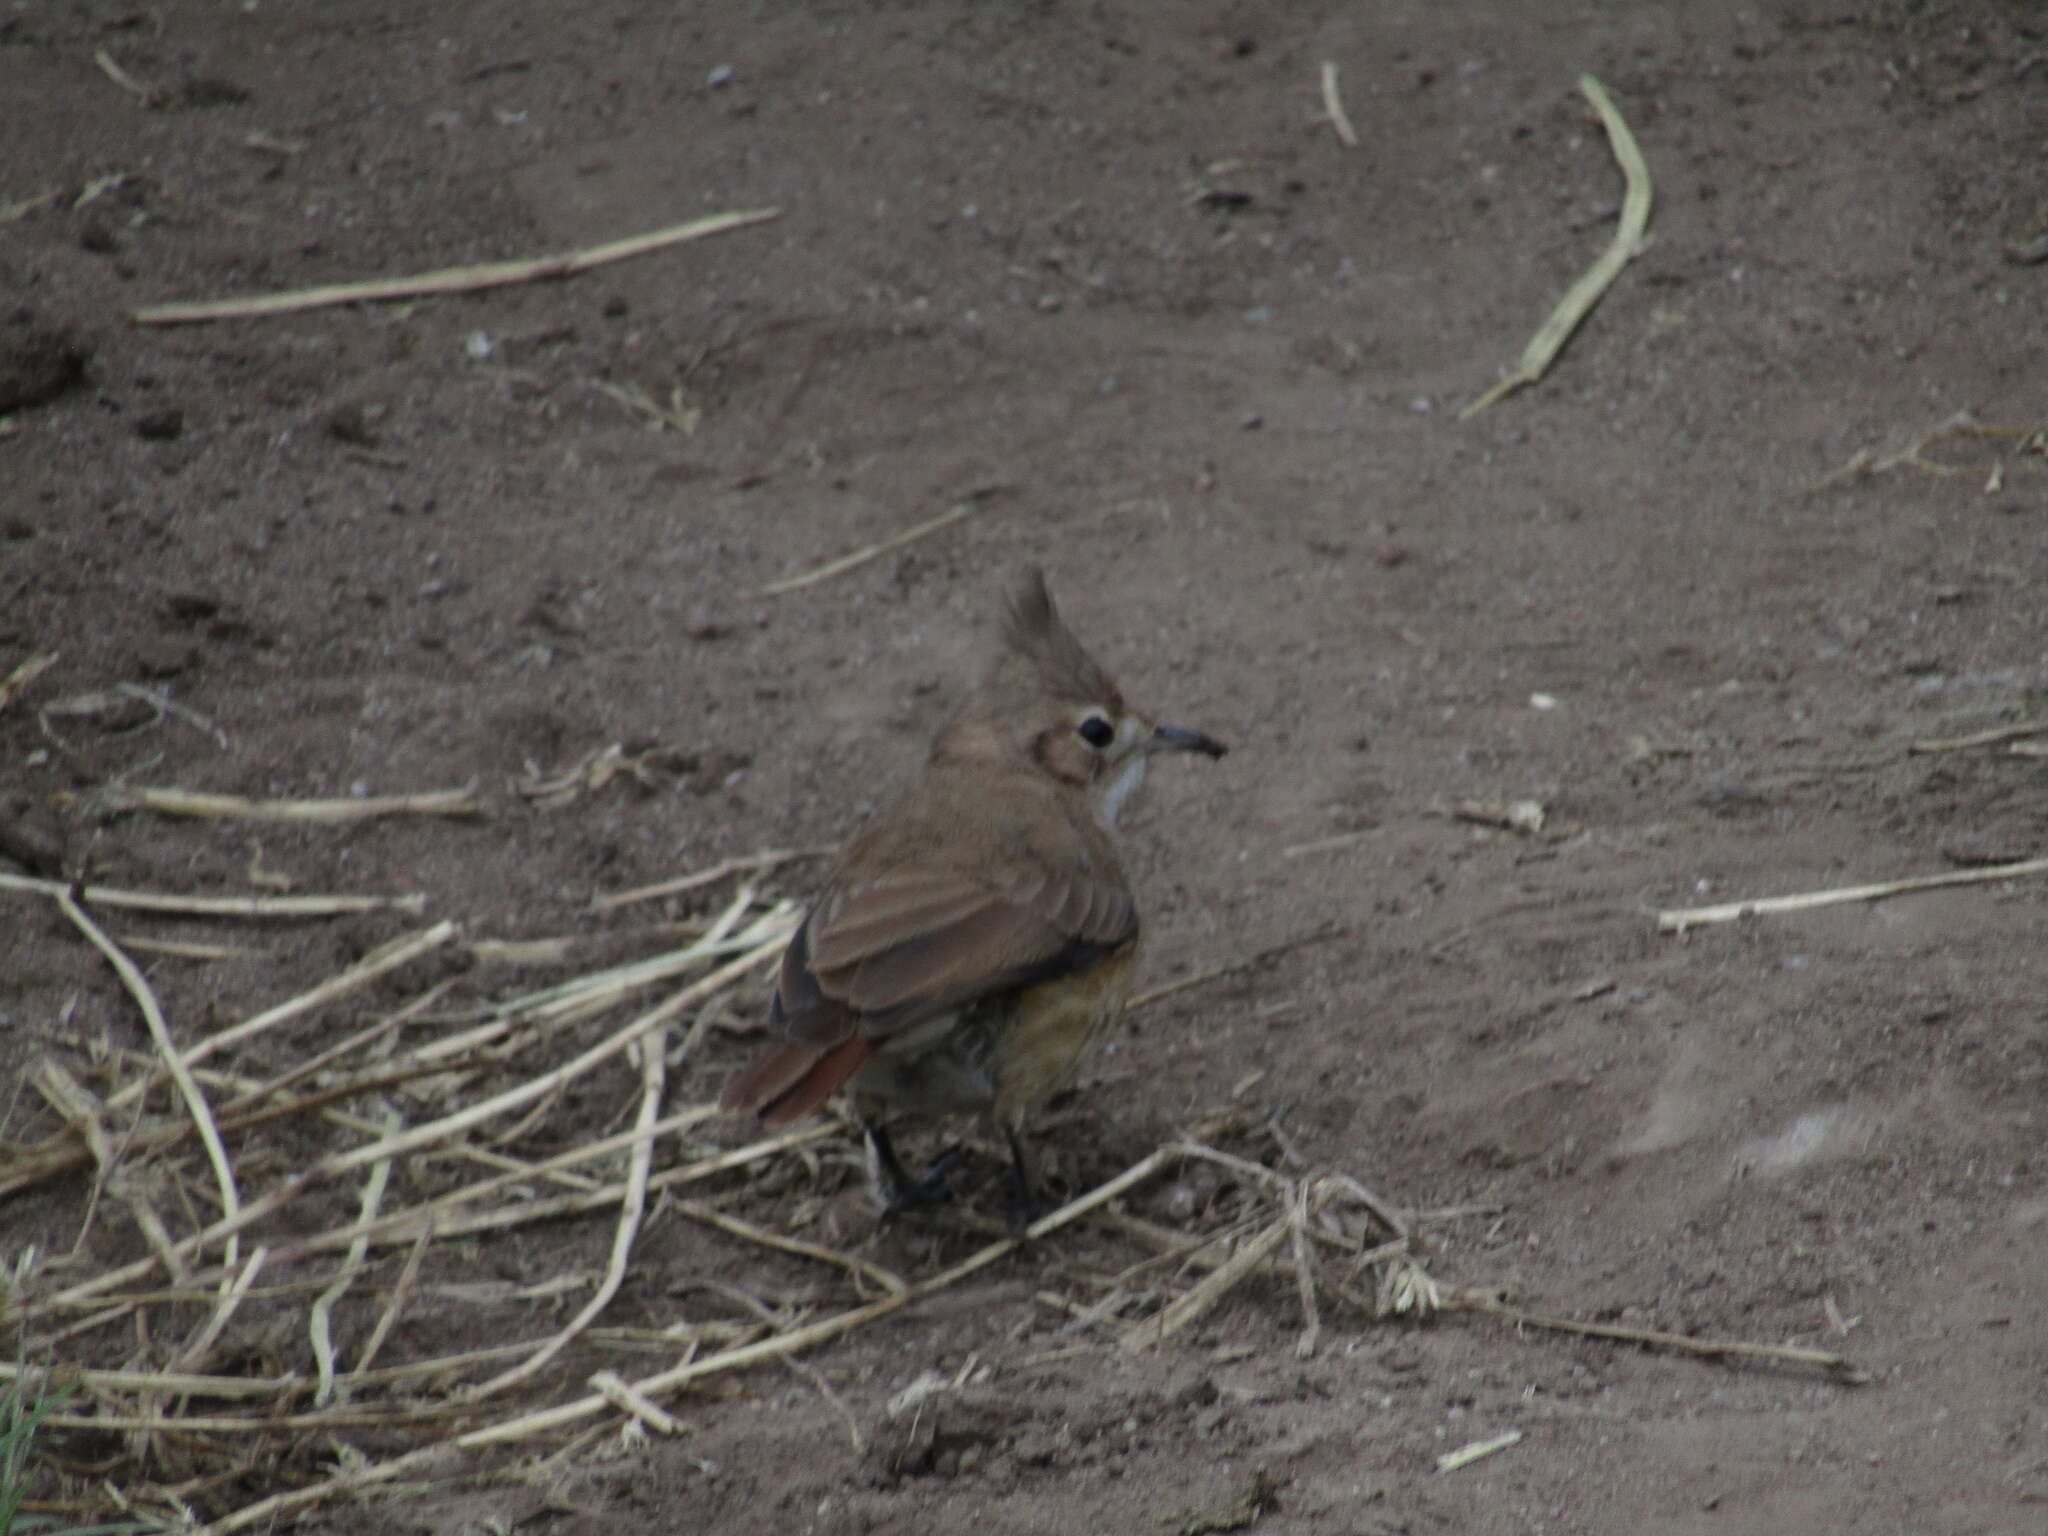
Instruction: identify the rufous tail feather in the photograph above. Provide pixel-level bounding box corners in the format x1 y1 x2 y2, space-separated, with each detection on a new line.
721 1036 875 1127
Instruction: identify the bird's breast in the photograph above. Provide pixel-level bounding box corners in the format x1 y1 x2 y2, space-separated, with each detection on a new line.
990 938 1142 1117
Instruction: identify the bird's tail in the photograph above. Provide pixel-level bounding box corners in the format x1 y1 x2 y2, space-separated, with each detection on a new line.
720 1036 875 1127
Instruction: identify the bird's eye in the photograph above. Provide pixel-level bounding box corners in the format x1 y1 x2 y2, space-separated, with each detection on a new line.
1077 715 1115 749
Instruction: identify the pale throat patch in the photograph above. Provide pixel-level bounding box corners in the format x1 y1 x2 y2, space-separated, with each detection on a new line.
1094 753 1148 827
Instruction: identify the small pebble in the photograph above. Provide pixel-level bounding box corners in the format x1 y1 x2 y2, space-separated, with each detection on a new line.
135 408 185 441
325 403 380 446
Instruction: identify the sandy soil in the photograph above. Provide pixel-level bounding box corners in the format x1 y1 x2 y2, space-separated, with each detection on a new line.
4 2 2045 1532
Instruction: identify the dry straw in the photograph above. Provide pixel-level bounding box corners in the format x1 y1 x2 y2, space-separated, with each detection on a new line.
1657 856 2048 932
1319 62 1359 148
1463 74 1652 418
6 841 1866 1532
0 651 59 712
0 869 424 918
132 210 780 325
89 784 488 823
757 493 996 597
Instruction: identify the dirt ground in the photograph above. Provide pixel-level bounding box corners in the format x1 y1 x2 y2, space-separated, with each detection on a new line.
4 1 2046 1532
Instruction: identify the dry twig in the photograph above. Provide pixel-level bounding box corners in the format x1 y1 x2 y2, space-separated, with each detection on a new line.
174 1246 268 1375
1319 61 1359 148
515 744 658 810
1810 411 2047 493
1122 1216 1292 1352
1657 856 2048 932
55 890 243 1271
0 190 62 223
588 1370 681 1436
188 922 460 1073
0 869 425 917
592 846 832 911
310 1114 398 1406
351 1222 432 1386
464 1029 667 1399
1437 1428 1524 1473
1287 1180 1321 1358
1908 719 2048 754
0 651 58 712
757 496 989 597
591 379 701 435
93 47 159 103
113 934 257 961
91 783 487 823
1463 74 1652 418
1453 1291 1867 1380
674 1200 906 1298
134 209 781 325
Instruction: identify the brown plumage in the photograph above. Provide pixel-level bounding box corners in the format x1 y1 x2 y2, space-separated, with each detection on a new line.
721 568 1224 1216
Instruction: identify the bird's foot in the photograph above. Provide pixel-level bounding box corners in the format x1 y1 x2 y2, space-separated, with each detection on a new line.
999 1161 1052 1232
867 1124 964 1220
998 1126 1048 1232
1000 1186 1048 1233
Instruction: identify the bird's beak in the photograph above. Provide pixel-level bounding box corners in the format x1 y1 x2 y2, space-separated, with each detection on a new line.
1149 723 1227 758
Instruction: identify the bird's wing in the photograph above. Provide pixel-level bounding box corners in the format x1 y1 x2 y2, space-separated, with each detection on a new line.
774 859 1135 1046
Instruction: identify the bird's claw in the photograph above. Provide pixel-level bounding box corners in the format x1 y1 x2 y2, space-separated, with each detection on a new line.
872 1134 965 1220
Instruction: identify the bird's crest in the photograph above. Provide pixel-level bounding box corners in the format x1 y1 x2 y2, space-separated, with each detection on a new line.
999 567 1123 710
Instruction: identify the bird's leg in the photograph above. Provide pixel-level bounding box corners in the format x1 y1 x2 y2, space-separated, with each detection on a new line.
863 1120 962 1218
1000 1123 1047 1231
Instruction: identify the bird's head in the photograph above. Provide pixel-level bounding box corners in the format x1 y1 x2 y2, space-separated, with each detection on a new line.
940 568 1226 827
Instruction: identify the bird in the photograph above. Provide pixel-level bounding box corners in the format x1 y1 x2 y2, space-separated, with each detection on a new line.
720 567 1225 1221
